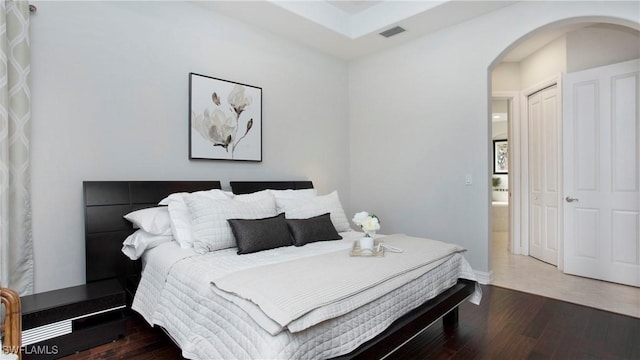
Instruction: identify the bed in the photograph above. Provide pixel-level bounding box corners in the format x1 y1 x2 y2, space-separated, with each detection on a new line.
83 180 480 359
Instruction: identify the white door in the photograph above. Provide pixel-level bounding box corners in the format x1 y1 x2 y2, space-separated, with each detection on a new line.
529 85 560 266
563 59 640 287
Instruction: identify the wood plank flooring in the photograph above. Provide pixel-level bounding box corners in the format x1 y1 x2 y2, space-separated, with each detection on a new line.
60 285 640 359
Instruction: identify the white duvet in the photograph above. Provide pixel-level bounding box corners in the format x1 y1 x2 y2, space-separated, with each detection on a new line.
132 232 481 360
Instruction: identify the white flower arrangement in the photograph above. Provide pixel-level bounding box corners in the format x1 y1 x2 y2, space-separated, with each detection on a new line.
352 211 380 237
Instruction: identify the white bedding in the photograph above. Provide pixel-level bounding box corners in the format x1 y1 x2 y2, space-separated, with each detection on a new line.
132 232 481 360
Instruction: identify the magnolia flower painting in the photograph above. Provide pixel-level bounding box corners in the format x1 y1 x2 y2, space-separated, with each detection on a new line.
189 73 262 161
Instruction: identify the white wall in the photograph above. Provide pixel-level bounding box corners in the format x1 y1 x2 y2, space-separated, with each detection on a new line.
494 24 640 93
520 35 566 90
567 24 640 72
349 1 639 275
492 62 521 92
491 100 508 191
30 1 350 292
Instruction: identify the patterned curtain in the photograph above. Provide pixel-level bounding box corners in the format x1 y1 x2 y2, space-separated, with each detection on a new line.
0 0 33 295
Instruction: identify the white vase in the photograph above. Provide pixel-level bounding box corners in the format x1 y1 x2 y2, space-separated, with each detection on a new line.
359 236 374 250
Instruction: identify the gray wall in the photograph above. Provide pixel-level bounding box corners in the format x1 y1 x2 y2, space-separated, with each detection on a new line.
30 1 350 292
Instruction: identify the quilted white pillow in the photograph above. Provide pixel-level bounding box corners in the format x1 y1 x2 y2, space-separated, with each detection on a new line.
123 206 172 235
269 189 317 212
233 189 275 203
185 195 277 254
269 188 317 199
159 189 231 248
276 191 352 232
121 229 174 260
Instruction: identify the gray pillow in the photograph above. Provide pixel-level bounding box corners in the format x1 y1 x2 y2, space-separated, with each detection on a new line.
286 213 342 246
228 213 293 254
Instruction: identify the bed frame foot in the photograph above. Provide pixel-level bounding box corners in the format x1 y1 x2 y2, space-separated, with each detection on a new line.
442 307 459 327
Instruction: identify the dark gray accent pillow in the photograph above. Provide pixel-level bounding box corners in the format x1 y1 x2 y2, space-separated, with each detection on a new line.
228 213 293 255
286 213 342 247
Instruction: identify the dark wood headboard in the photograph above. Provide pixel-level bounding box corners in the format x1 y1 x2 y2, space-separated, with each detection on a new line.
230 181 313 194
83 181 221 286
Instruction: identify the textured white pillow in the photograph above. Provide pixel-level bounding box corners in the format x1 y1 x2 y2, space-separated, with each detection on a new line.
123 207 172 235
121 229 174 260
269 189 317 212
159 189 231 248
276 191 352 232
269 188 317 199
233 189 275 203
185 195 277 254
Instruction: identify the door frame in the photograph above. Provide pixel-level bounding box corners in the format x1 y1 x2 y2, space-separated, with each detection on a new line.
491 91 520 254
518 74 564 269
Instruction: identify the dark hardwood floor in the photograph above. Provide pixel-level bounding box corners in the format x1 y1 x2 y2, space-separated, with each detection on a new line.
60 285 639 359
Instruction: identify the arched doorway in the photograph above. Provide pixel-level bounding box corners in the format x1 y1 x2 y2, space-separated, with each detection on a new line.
487 18 639 314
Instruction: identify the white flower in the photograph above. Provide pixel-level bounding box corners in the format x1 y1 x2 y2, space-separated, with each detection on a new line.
360 216 380 232
352 211 381 234
228 84 252 117
352 211 369 226
193 108 236 151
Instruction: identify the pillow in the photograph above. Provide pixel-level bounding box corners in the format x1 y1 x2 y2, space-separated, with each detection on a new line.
121 229 173 260
269 188 317 199
185 195 277 254
286 213 342 246
269 188 317 212
158 189 231 248
123 207 172 235
228 213 293 254
233 189 275 203
276 191 352 232
158 188 232 206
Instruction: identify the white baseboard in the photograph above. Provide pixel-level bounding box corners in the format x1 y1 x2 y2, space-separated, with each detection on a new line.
473 269 493 285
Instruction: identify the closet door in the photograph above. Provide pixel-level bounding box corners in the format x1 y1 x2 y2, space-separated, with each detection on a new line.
529 85 560 266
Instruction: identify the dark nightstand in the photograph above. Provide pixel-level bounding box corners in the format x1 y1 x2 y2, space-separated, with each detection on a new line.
21 279 126 359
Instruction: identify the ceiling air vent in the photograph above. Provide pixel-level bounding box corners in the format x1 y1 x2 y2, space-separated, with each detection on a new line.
379 26 406 38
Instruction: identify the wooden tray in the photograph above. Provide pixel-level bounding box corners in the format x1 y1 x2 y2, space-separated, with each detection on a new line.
350 239 384 257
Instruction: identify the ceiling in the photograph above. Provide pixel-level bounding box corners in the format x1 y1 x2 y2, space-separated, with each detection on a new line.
196 1 590 61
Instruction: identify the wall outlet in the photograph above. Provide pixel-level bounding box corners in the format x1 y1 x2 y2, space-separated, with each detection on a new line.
465 174 472 185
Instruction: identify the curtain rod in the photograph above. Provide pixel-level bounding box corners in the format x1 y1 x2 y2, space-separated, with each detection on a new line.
29 4 37 13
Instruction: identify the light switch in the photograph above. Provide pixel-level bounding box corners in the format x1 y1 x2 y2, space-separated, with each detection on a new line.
465 174 472 185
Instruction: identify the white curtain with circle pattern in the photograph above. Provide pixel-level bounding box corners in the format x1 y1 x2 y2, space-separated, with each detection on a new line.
0 0 33 295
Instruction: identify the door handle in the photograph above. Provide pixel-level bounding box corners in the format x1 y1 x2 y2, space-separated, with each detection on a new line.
565 196 579 203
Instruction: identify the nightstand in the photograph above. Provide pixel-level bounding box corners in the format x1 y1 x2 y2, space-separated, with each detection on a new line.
20 279 126 359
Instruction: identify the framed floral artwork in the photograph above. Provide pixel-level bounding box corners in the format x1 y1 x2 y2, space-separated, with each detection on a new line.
189 73 262 161
493 139 508 174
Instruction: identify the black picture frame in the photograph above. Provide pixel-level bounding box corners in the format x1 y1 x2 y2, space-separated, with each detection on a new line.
189 73 262 162
493 139 508 174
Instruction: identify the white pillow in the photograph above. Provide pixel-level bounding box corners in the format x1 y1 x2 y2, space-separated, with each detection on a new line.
269 189 317 212
276 191 352 232
123 207 172 235
159 189 231 248
121 229 174 260
185 195 277 254
233 189 275 203
268 188 317 199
